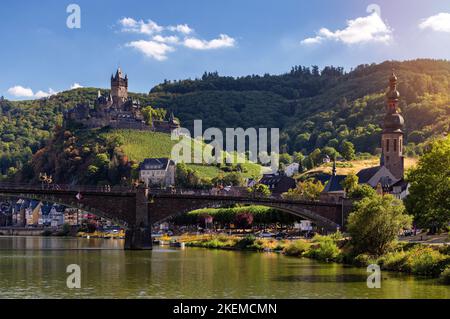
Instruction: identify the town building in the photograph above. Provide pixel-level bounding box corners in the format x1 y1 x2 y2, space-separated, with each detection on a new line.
49 205 65 228
139 158 176 187
25 200 42 226
319 161 347 203
64 208 80 226
284 162 300 177
0 203 12 226
259 174 296 195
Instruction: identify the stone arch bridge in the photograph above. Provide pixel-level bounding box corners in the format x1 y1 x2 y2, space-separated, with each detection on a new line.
0 184 352 250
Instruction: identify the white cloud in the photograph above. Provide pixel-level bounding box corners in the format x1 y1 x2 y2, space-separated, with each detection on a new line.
126 40 174 61
33 88 58 98
419 12 450 33
119 17 163 35
183 34 236 50
7 86 59 99
167 24 193 34
7 86 34 98
70 83 83 89
118 17 236 60
152 35 180 44
301 12 393 45
119 17 138 28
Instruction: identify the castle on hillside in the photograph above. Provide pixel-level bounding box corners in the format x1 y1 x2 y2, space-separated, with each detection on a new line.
64 68 180 133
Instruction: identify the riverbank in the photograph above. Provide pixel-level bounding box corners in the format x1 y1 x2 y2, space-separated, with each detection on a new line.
0 227 73 237
0 227 125 239
180 233 450 284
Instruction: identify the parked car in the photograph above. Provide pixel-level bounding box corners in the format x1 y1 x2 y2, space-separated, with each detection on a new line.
275 232 287 239
259 232 275 238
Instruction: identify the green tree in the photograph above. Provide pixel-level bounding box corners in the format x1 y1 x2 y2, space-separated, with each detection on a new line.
247 184 271 198
142 106 167 126
341 141 356 161
348 184 377 199
347 194 412 255
405 136 450 231
309 148 322 167
321 146 339 159
341 173 359 194
279 153 293 165
293 151 304 164
282 180 324 201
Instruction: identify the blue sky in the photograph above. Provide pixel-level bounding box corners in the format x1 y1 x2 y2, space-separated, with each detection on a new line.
2 0 450 99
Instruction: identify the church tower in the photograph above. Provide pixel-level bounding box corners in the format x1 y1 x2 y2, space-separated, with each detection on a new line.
381 71 405 179
111 67 128 107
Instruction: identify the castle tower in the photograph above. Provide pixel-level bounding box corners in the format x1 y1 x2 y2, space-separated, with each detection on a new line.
381 71 405 179
111 67 128 107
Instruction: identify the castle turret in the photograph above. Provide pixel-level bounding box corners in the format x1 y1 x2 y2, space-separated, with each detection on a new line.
111 67 128 107
381 71 405 179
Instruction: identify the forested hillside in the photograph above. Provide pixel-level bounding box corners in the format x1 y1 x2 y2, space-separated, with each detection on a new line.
148 59 450 158
1 59 449 178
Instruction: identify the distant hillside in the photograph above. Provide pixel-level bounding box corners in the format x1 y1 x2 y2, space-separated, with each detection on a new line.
147 59 450 157
1 59 449 178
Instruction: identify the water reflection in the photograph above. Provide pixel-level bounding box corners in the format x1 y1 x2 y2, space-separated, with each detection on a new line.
0 236 448 299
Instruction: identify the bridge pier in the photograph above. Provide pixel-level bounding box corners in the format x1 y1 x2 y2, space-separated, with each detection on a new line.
124 186 152 250
124 226 152 250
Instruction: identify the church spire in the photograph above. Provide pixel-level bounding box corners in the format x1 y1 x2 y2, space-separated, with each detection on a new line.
384 69 404 133
332 158 336 176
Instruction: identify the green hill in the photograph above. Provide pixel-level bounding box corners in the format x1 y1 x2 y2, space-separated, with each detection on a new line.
103 129 263 179
15 126 264 185
1 59 450 179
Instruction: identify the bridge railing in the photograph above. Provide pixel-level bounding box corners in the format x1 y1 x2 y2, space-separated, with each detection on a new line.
0 182 278 199
0 182 136 193
0 182 344 206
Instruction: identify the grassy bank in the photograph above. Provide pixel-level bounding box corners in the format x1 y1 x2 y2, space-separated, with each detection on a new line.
181 233 450 283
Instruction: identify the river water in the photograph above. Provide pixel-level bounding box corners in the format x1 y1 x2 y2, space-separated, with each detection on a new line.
0 236 448 299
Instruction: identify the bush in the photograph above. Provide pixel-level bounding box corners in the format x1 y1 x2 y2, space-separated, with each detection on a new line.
353 253 377 267
329 230 344 242
440 266 450 285
405 247 449 276
305 236 341 262
438 245 450 256
236 235 256 249
380 251 408 271
380 246 449 276
283 240 310 256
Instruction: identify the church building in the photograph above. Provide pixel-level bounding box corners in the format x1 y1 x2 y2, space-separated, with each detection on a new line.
321 71 409 202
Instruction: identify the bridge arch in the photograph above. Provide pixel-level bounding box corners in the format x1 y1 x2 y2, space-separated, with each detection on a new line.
0 190 135 228
149 195 341 231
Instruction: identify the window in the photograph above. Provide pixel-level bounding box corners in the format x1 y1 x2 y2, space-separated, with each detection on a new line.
386 156 390 162
394 139 397 152
386 139 390 152
400 138 403 153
